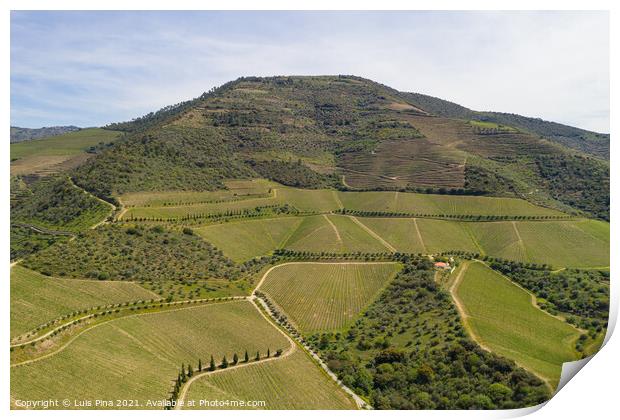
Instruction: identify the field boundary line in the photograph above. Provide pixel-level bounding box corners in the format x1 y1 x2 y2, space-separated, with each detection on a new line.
348 216 397 252
412 218 427 254
277 217 305 249
332 190 344 210
323 214 342 242
253 296 366 409
511 221 529 261
462 223 484 255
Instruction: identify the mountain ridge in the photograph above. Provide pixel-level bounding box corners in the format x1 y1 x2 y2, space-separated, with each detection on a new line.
10 126 82 143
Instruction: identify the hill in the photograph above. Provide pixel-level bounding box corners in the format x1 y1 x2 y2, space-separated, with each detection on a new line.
10 125 81 143
70 76 608 220
402 92 610 159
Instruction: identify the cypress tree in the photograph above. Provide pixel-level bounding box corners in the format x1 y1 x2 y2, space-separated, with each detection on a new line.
244 350 249 362
221 356 229 368
267 348 270 357
198 358 202 372
209 355 216 371
255 351 260 361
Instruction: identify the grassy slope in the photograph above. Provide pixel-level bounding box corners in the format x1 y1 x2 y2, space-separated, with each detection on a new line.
259 262 400 333
277 187 342 212
340 216 608 268
283 214 388 254
119 179 274 207
338 190 564 216
11 301 290 408
185 349 356 409
10 128 120 160
355 217 426 253
10 266 158 338
195 217 303 262
455 262 581 387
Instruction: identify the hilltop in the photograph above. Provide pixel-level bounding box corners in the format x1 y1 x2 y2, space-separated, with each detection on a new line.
66 75 608 220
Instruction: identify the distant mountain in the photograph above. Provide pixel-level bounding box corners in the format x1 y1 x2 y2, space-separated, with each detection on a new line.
402 92 610 159
10 126 81 143
70 75 607 220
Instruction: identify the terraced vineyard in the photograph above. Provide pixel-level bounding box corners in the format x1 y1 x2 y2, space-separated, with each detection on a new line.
453 262 582 387
339 139 466 189
11 301 291 408
10 266 158 338
259 262 400 332
184 349 356 409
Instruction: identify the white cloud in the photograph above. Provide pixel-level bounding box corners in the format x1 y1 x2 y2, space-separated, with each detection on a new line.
10 11 609 132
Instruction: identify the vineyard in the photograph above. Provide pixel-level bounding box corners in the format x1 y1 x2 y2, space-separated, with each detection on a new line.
454 262 581 387
184 349 356 409
11 266 158 338
11 301 290 407
259 262 400 332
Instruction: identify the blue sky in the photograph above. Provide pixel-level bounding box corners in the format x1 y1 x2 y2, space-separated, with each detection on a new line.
11 11 609 132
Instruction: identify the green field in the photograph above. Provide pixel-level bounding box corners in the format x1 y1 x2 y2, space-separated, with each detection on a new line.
354 217 426 253
195 217 303 262
10 128 121 160
11 301 290 408
338 190 564 217
193 215 608 268
196 214 392 261
10 266 158 339
339 217 609 268
454 262 581 387
184 348 356 409
285 215 390 254
259 262 400 332
277 187 342 212
119 179 276 207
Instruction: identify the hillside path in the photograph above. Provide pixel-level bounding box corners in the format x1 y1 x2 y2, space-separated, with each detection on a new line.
348 216 397 252
412 218 427 253
174 298 297 410
323 214 342 242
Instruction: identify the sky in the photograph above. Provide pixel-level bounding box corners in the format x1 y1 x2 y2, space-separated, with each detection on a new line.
10 11 610 133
